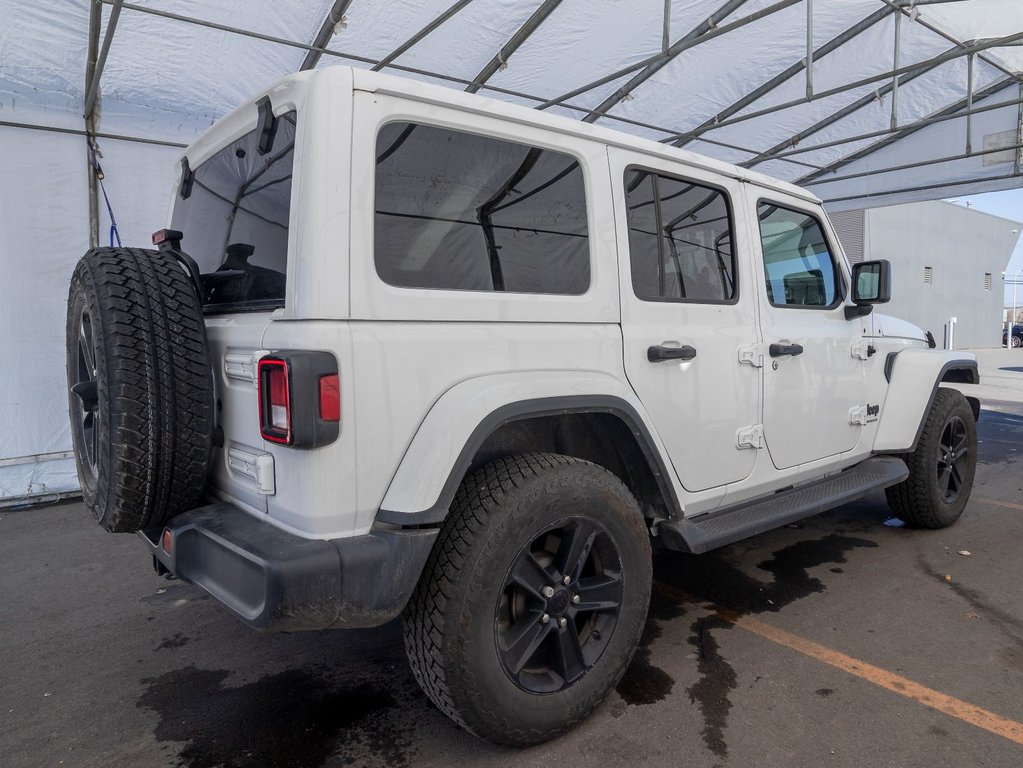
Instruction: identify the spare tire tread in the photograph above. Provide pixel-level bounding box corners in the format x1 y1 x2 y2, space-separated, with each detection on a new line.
67 247 212 532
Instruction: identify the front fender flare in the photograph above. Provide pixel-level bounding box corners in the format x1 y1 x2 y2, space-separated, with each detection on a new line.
873 349 979 453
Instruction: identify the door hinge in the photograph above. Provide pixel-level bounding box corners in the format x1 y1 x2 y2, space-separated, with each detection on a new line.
737 424 764 449
850 341 876 360
738 345 763 367
228 446 276 494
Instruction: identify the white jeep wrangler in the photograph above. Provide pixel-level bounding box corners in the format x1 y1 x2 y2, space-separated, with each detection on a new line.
66 66 980 746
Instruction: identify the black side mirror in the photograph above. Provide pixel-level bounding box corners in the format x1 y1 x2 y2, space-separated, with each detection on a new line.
852 260 891 304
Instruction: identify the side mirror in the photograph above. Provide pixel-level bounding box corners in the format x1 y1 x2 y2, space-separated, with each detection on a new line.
852 260 891 304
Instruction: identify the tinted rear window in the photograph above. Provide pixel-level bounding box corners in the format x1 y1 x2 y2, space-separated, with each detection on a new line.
170 111 296 313
374 122 590 294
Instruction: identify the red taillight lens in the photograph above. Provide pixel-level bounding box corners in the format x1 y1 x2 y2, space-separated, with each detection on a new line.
258 358 291 444
319 374 340 422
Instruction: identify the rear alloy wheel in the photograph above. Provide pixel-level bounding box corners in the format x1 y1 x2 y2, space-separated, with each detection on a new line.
403 453 651 746
886 388 977 529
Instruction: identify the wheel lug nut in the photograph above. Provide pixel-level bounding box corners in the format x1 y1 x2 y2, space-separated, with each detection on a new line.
542 586 555 598
571 594 580 604
541 613 550 624
558 617 567 628
562 575 571 585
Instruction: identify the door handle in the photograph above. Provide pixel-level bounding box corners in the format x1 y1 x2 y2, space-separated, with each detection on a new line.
769 343 804 357
648 344 697 362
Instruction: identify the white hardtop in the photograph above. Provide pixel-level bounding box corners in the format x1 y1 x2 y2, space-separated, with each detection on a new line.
182 65 820 207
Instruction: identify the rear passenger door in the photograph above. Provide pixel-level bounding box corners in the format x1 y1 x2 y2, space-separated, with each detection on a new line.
609 149 761 493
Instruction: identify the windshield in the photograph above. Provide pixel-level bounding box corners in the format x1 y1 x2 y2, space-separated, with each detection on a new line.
170 110 297 313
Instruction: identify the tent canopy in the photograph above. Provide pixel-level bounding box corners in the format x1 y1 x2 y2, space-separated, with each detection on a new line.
2 0 1022 501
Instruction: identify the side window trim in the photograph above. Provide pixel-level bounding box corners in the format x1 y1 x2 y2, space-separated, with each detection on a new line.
623 164 740 306
755 198 846 311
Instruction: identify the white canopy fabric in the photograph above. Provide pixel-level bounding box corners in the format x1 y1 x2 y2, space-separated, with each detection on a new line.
2 0 1022 501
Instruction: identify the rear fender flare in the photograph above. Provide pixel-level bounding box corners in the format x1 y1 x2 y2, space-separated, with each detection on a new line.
375 372 681 526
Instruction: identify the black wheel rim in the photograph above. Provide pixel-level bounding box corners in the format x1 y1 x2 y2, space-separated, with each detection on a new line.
937 415 968 504
71 308 100 478
495 516 623 694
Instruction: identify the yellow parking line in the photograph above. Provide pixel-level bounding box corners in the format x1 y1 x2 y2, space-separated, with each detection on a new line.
976 497 1023 512
652 580 1023 746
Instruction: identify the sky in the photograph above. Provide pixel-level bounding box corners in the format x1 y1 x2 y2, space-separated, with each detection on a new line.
945 188 1023 309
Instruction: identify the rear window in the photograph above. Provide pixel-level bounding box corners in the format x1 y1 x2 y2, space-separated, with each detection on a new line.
374 121 590 294
170 110 296 313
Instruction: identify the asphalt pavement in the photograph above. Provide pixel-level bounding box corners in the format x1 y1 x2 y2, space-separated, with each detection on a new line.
2 349 1022 767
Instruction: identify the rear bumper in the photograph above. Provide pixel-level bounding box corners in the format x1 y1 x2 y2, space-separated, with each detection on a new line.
139 502 437 632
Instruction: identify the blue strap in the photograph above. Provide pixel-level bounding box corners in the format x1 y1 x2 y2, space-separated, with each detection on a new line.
87 138 122 248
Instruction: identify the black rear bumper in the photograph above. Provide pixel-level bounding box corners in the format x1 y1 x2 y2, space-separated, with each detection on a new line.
139 503 437 632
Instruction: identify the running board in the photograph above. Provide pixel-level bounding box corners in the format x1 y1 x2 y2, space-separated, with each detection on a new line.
658 456 908 555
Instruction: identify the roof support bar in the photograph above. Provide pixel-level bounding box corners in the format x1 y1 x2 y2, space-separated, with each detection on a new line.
465 0 564 94
83 0 123 119
795 77 1016 185
674 26 1023 145
85 0 102 248
750 94 1023 163
966 53 974 154
819 172 1022 206
1015 82 1023 175
372 0 475 71
802 142 1023 187
662 0 671 54
672 5 894 147
805 0 813 99
539 0 796 112
890 11 901 130
739 46 955 170
300 0 354 71
581 0 752 123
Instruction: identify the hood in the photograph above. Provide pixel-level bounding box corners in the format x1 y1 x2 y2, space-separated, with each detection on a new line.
869 312 929 344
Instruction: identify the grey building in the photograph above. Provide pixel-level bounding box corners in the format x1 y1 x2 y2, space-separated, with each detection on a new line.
829 201 1021 349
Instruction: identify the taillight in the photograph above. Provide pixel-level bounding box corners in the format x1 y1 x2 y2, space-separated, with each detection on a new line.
258 358 291 444
256 351 340 449
319 374 340 422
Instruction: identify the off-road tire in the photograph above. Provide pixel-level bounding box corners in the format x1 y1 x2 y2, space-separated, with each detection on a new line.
885 388 976 529
403 453 652 746
66 247 212 532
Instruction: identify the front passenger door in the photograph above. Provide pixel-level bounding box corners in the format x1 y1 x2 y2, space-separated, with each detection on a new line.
753 198 865 470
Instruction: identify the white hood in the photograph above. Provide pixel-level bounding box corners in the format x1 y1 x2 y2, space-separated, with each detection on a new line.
870 312 929 345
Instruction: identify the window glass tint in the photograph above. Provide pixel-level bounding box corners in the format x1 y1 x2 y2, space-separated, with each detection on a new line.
170 112 296 313
757 204 841 308
624 169 736 302
374 122 589 294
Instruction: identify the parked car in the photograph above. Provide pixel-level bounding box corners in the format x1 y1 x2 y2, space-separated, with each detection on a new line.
65 66 980 746
1004 323 1022 347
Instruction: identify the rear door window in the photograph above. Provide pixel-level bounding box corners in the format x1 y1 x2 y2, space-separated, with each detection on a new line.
374 122 590 294
170 111 296 313
623 168 737 303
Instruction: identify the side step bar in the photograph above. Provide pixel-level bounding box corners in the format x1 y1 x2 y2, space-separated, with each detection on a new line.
658 456 908 555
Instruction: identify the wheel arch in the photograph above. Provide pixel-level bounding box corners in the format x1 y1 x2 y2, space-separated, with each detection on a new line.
376 374 681 527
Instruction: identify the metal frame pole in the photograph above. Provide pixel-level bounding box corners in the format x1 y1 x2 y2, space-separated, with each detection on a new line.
85 0 102 248
465 0 564 93
299 0 354 71
805 0 813 99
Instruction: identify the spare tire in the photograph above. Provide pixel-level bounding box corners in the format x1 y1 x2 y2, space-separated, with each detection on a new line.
66 247 213 532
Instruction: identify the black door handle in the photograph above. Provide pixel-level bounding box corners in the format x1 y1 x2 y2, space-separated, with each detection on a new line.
648 344 697 362
769 343 804 357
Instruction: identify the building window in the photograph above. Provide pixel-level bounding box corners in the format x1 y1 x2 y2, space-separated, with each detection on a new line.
985 272 993 290
924 266 933 285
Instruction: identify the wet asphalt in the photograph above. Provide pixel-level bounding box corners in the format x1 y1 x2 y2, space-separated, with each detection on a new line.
3 371 1023 766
